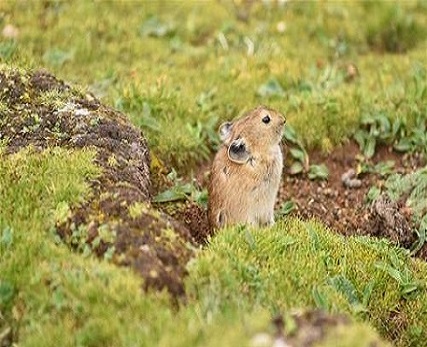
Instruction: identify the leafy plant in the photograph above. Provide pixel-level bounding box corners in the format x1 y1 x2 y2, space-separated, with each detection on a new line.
153 169 207 206
375 250 423 299
357 160 395 177
185 121 212 160
368 167 427 254
366 186 382 203
283 124 328 180
312 286 330 310
328 274 374 314
196 89 221 150
394 115 427 157
365 3 426 53
308 164 329 180
353 112 394 159
257 78 285 98
276 200 296 218
412 218 426 255
354 111 427 160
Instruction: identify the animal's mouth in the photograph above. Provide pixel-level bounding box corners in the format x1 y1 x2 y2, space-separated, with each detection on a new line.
276 123 285 138
274 120 286 145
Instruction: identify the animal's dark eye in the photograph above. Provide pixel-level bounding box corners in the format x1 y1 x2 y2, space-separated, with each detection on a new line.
262 115 271 124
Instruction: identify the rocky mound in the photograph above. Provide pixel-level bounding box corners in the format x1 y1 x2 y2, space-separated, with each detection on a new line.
0 66 195 297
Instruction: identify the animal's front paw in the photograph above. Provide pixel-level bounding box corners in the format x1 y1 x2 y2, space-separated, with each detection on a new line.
259 215 275 227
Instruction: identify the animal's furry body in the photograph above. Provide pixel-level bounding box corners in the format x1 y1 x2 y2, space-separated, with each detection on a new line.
208 106 285 229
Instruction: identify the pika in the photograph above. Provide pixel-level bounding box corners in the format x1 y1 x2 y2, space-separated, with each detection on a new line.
208 105 285 229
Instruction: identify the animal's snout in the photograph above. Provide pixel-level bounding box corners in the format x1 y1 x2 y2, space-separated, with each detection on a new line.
280 116 286 126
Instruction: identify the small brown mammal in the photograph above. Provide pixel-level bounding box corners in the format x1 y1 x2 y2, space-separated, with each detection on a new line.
208 105 285 229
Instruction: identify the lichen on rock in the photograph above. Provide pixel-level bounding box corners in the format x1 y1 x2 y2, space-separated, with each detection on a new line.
0 65 195 297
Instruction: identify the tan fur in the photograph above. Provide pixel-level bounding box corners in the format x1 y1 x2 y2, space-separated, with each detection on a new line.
208 105 285 229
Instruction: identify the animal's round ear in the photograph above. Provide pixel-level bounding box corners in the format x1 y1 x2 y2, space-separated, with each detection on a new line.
228 138 250 164
219 122 233 143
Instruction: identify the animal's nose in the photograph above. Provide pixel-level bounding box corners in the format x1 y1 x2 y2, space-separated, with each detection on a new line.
281 117 286 125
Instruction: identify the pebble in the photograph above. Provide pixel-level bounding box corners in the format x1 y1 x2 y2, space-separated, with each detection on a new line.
276 21 287 33
341 169 362 189
2 24 19 39
251 333 273 347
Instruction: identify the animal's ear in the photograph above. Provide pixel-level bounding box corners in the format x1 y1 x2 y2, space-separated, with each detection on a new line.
228 138 251 164
219 122 233 143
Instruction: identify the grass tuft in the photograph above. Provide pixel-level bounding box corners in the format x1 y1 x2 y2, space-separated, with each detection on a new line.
188 219 427 346
0 147 394 346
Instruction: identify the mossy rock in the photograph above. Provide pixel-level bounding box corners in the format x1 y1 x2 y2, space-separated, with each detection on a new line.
0 65 195 297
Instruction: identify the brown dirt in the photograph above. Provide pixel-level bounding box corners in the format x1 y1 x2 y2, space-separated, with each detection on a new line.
185 141 426 258
275 310 349 347
278 142 425 253
253 309 387 347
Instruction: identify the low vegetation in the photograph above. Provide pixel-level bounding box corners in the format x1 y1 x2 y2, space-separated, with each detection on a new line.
0 148 398 346
1 1 426 171
1 1 427 346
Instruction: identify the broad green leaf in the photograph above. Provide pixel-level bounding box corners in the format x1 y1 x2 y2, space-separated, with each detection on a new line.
308 164 329 180
394 138 412 152
289 162 304 175
283 125 299 144
366 186 381 202
278 200 295 216
256 78 284 97
374 160 395 177
289 148 305 162
364 137 376 158
153 188 187 203
353 130 366 150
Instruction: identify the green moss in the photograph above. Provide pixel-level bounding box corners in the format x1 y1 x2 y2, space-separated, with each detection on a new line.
1 1 427 345
0 147 390 347
187 219 427 345
34 89 71 109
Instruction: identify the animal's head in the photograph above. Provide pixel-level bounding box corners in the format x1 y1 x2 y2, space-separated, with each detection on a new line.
219 106 285 164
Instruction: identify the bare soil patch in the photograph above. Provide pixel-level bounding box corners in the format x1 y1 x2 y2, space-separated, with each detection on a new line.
185 141 426 258
278 142 425 253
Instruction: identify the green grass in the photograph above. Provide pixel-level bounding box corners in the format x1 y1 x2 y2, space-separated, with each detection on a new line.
0 147 421 346
190 220 427 346
1 1 426 170
1 1 427 346
0 147 172 346
0 147 395 346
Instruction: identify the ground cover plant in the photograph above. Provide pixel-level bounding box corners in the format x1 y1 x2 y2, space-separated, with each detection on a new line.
1 1 427 346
